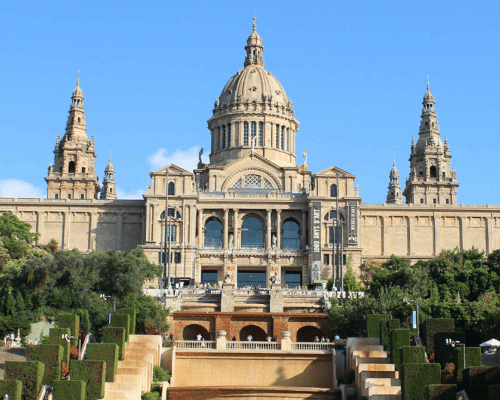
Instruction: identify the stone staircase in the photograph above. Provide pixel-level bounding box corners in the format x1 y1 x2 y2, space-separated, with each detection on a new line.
102 334 162 400
347 337 401 400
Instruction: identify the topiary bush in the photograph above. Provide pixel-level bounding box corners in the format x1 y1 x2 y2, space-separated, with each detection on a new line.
51 380 86 400
25 344 63 384
5 361 44 400
57 313 80 346
110 313 130 342
425 384 457 400
366 314 390 338
116 307 136 335
380 318 400 350
48 327 71 365
434 331 465 368
0 379 22 400
86 343 119 382
400 345 426 365
453 347 482 383
391 329 410 370
422 319 454 355
463 367 500 400
70 360 106 400
401 363 441 400
102 327 126 360
153 365 171 382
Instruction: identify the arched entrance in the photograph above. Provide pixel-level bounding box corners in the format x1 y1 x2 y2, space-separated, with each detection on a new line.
239 325 267 341
296 326 325 342
182 324 211 340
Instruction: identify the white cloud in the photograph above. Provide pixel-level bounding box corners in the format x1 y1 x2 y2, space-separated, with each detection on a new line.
148 146 206 172
0 179 45 198
116 187 144 200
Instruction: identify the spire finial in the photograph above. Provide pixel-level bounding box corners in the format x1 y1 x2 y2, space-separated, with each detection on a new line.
77 70 80 87
393 154 396 167
253 15 256 31
426 75 430 92
109 149 112 162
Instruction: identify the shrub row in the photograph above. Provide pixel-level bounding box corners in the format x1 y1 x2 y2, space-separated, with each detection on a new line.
366 314 389 338
391 329 410 371
402 363 441 400
70 360 106 400
0 379 22 400
25 344 63 384
422 319 454 355
380 318 400 350
52 380 86 400
103 327 126 360
48 327 71 365
87 343 119 382
5 361 44 400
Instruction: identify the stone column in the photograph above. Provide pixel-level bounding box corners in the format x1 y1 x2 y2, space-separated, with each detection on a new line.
190 202 196 245
281 331 292 350
459 217 465 250
63 211 70 250
301 209 307 249
116 212 124 250
487 213 493 254
90 212 97 251
216 330 227 350
276 210 282 249
152 201 158 244
233 209 239 248
197 208 204 248
381 216 386 256
266 209 272 249
35 211 44 245
433 212 439 256
145 201 151 242
223 208 229 248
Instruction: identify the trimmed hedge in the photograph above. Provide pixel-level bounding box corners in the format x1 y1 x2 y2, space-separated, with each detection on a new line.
49 327 71 365
0 379 22 400
425 384 457 400
111 313 130 342
453 347 482 383
401 363 441 400
116 308 136 335
25 344 63 384
102 327 126 360
401 345 426 365
86 343 119 382
488 384 500 400
5 361 44 400
423 319 454 355
52 380 87 400
380 318 400 350
366 314 390 338
57 313 80 346
434 331 465 367
391 329 410 370
70 360 106 400
463 367 500 400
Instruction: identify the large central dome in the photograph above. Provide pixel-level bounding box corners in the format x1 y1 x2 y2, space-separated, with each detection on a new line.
207 18 299 168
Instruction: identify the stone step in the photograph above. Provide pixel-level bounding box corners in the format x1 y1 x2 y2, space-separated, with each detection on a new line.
361 370 399 381
349 345 385 369
354 357 391 368
368 385 401 396
116 367 148 392
364 378 401 387
101 388 141 400
352 350 388 359
356 363 396 387
118 360 151 388
105 381 138 391
114 375 142 385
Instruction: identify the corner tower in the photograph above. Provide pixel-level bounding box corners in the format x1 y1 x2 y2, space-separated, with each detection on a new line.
386 159 403 204
100 155 117 200
45 76 100 199
207 18 300 167
403 81 459 205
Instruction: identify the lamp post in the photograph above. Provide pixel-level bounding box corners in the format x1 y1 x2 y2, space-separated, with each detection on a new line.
403 298 420 342
446 338 466 370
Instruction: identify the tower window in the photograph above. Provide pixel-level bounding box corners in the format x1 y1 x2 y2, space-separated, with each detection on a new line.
168 182 175 196
281 126 285 149
244 122 249 146
68 161 75 173
227 123 231 148
77 117 81 123
430 166 437 178
442 172 445 178
420 199 424 204
222 125 226 149
275 124 280 148
251 121 256 144
258 122 263 147
446 199 450 204
433 199 437 204
54 194 58 199
330 184 337 197
68 194 71 199
324 254 330 265
81 194 85 199
81 167 86 173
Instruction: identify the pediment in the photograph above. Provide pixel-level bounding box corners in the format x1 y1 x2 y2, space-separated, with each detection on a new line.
210 153 284 174
150 164 193 177
314 165 355 177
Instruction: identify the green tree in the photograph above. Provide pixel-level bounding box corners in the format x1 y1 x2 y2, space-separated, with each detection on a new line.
0 212 39 259
343 253 364 292
123 293 169 334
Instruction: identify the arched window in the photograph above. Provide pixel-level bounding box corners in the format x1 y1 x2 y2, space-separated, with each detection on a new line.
282 220 300 249
275 124 280 148
77 117 81 123
244 122 249 146
330 184 337 197
430 166 437 178
281 126 285 149
231 174 274 189
285 128 289 151
325 211 345 244
251 121 256 144
222 125 226 149
160 208 181 219
168 182 175 195
204 219 222 248
324 210 345 221
241 217 264 248
258 122 263 147
227 123 231 148
81 167 86 173
68 161 75 173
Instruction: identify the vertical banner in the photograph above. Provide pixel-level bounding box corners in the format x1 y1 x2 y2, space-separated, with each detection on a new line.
348 201 358 245
311 201 322 283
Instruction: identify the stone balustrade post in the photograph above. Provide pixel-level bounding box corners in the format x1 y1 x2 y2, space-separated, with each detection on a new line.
216 330 227 350
281 331 292 350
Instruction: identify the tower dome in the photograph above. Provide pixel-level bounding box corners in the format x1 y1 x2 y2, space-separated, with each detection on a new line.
207 18 299 167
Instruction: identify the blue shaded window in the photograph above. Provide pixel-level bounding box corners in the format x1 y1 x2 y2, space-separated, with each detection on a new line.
161 208 181 219
201 270 218 285
285 271 302 288
241 217 264 248
258 122 263 147
330 184 337 197
237 271 266 288
244 122 249 146
168 182 175 195
166 225 176 241
204 219 222 248
282 220 300 249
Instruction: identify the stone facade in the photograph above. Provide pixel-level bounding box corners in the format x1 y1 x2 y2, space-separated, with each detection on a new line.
2 19 500 285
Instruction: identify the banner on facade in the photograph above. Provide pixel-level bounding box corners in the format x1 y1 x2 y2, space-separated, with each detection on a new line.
311 201 322 283
348 201 358 245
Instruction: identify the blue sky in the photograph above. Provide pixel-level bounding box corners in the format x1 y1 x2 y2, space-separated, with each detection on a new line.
1 1 499 204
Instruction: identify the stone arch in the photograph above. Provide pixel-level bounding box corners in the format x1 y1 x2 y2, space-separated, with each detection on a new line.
239 325 267 341
296 326 325 342
182 324 211 340
222 168 281 191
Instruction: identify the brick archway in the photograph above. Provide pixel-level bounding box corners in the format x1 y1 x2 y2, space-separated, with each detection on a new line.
239 325 267 341
296 326 325 342
183 324 211 340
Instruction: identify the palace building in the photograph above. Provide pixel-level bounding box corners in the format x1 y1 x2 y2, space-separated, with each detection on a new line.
2 19 500 289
